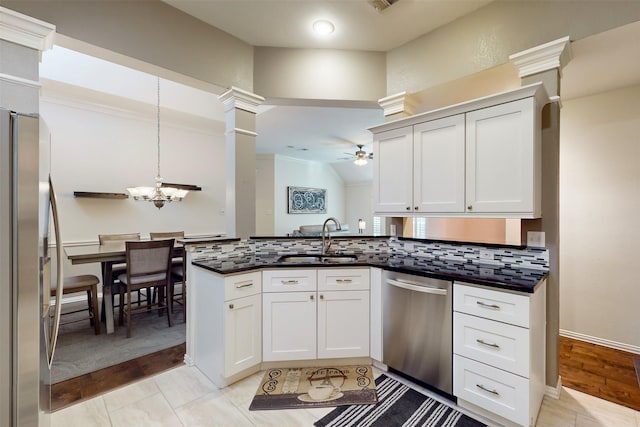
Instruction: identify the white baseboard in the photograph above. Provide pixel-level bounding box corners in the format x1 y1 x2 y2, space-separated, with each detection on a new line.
560 329 640 355
545 376 562 399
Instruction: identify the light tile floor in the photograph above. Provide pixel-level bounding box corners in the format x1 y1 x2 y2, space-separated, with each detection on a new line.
51 365 640 427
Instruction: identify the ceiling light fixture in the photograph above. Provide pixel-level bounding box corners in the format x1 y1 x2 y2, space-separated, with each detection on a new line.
353 144 371 166
127 77 188 209
313 20 335 35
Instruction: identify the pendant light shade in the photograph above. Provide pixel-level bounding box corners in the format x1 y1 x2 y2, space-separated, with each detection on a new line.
127 77 188 209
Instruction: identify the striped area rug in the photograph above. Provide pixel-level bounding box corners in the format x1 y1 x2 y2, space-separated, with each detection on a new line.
315 374 486 427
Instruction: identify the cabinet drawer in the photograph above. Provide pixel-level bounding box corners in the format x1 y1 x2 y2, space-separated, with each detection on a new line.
224 271 262 301
263 269 316 293
453 312 529 377
318 268 370 291
454 355 529 426
454 282 530 327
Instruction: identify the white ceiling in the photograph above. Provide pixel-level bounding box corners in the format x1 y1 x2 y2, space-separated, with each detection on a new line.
161 0 493 51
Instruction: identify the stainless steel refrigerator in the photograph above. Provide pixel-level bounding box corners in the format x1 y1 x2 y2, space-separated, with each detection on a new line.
1 108 63 427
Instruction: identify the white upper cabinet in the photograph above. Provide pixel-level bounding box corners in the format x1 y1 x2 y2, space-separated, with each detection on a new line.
373 127 414 213
466 98 538 215
370 83 549 218
414 114 466 213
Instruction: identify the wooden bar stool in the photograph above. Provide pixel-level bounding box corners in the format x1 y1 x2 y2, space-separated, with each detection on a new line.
52 274 101 335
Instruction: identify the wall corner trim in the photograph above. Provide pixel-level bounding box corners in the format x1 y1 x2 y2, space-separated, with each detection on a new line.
378 91 418 117
218 86 265 114
0 6 56 51
545 376 562 399
509 36 573 78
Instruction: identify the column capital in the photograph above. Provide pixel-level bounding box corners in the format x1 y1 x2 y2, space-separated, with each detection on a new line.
0 7 55 51
218 86 265 114
377 91 417 117
509 36 573 78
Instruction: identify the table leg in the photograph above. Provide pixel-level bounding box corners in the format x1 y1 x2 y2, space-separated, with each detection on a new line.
101 261 115 334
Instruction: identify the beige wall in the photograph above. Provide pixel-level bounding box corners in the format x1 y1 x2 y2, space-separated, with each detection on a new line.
254 47 386 101
387 0 640 95
3 0 254 92
559 83 640 351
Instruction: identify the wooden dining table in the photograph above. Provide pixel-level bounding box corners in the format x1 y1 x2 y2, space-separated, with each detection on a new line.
64 241 184 334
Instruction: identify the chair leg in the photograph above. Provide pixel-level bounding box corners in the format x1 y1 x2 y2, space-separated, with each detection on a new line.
119 286 125 326
126 288 132 338
91 284 100 335
86 289 94 327
166 282 173 328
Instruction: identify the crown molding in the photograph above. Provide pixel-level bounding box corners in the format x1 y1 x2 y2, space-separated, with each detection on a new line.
377 91 418 117
509 36 573 78
218 86 265 114
0 7 55 51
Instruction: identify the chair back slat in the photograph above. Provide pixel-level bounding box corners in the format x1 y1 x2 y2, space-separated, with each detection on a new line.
99 233 141 244
150 231 184 240
125 239 174 279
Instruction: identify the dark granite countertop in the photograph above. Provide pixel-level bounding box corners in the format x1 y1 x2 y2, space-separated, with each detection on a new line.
192 252 547 293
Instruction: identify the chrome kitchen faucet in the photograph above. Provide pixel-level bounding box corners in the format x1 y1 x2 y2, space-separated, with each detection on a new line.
321 217 342 255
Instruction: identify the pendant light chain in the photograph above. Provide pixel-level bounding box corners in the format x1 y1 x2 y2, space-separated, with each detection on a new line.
156 76 161 179
126 75 189 208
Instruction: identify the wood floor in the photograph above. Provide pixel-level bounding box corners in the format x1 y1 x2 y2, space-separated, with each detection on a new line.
559 335 640 411
51 342 186 411
51 336 640 414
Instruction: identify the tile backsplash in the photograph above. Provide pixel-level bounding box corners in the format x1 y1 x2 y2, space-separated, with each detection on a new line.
389 239 549 271
188 236 548 271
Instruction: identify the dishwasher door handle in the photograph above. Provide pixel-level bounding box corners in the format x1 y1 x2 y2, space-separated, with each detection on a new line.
386 278 448 295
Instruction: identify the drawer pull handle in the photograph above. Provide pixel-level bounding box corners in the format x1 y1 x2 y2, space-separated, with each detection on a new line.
281 279 300 285
336 279 353 284
476 339 500 349
476 384 500 396
477 301 501 310
235 281 253 289
310 295 314 301
228 304 234 309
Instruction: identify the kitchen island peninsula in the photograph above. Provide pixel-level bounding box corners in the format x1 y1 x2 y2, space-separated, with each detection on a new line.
180 235 548 427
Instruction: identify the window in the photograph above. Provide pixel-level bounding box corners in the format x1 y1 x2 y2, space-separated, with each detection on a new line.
413 217 427 239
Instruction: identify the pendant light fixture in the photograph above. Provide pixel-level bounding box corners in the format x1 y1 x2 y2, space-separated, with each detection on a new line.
127 76 188 209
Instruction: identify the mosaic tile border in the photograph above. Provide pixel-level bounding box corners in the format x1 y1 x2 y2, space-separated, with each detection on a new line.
187 236 548 271
390 238 549 271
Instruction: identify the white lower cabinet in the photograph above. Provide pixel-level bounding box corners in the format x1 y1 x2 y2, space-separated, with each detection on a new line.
263 291 317 361
453 281 546 427
191 267 262 387
263 268 370 362
317 290 369 358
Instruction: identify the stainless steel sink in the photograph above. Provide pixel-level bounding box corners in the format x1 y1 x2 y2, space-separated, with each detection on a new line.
277 254 358 264
321 255 358 263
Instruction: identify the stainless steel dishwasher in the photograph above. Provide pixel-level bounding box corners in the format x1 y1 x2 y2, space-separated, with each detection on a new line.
383 271 453 395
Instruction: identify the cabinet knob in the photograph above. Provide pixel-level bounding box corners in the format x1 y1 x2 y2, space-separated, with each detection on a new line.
406 206 410 211
228 303 234 309
414 206 418 210
320 294 324 300
310 295 314 301
467 205 473 210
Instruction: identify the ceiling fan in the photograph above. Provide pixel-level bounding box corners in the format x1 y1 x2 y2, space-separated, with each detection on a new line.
342 144 373 166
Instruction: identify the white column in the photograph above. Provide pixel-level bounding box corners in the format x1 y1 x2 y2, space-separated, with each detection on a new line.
218 87 264 238
510 35 572 394
0 7 55 113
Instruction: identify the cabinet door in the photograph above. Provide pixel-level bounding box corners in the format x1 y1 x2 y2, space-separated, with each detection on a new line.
263 292 317 361
317 290 370 359
465 98 538 215
373 126 414 213
224 293 262 377
413 115 466 213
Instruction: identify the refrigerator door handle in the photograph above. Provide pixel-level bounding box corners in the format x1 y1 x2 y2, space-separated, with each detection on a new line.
47 177 63 367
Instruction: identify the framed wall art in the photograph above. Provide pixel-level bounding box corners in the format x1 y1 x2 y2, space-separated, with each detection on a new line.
287 186 327 214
